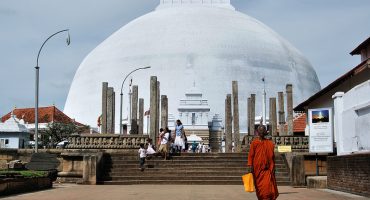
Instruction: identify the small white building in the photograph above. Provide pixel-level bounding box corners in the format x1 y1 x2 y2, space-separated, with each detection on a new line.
0 112 29 149
177 83 211 144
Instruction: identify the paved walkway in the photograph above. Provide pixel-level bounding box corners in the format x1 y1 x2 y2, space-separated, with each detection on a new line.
2 184 368 200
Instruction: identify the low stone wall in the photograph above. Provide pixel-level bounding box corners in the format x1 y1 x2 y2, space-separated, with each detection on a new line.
66 134 149 149
327 153 370 197
0 177 52 196
0 149 136 185
243 136 309 151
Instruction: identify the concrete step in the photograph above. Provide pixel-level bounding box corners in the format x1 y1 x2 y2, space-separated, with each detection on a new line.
107 153 248 157
106 156 252 161
106 171 290 177
105 160 286 166
99 180 292 186
104 163 289 169
104 166 289 172
100 152 291 185
104 175 290 181
107 154 285 159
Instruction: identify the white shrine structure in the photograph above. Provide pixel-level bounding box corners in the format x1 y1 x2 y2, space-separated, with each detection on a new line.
177 84 211 144
0 112 29 149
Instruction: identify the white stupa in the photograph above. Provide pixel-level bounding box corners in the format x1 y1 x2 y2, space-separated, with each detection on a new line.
64 0 321 131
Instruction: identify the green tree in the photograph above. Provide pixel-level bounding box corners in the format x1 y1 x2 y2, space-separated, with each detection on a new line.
42 122 78 148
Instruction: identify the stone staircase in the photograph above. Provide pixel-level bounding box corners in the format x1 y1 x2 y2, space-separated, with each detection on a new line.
99 152 291 185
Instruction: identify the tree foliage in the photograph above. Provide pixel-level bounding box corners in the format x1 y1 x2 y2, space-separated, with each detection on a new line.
42 122 89 147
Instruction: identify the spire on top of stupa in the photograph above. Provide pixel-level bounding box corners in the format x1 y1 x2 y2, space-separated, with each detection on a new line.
157 0 235 10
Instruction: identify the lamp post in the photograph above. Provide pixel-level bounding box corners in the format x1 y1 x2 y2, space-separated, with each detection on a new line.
262 77 266 125
35 29 70 153
119 66 151 134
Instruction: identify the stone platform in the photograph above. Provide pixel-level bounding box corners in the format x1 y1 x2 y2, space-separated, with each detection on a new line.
307 176 327 189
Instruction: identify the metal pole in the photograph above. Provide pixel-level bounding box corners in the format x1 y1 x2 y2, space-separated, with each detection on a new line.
262 77 266 125
146 115 149 135
35 66 39 152
128 87 132 134
119 66 151 134
34 29 70 153
120 93 123 134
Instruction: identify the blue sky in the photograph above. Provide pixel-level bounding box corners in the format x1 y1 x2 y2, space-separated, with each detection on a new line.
0 0 369 115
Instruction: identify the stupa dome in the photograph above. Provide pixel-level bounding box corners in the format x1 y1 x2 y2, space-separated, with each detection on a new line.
64 0 321 131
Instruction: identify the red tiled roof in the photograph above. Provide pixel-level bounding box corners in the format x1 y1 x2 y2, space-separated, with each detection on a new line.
1 106 83 126
278 113 307 133
292 113 306 132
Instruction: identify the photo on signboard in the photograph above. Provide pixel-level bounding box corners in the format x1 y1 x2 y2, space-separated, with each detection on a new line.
312 109 329 123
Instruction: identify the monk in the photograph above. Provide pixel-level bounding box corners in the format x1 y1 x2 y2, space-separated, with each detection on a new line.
248 125 279 200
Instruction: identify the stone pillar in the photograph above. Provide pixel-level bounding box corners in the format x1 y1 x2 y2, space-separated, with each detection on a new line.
156 82 160 140
161 95 168 130
111 91 115 133
131 85 138 134
101 82 108 133
278 92 286 136
286 84 293 136
269 97 277 136
138 98 144 135
82 152 103 185
106 87 114 134
250 94 256 136
225 94 232 153
292 155 306 187
232 81 240 151
150 76 158 141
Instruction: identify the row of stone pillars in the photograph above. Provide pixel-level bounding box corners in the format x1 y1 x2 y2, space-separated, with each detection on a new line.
224 82 294 152
125 76 168 136
130 85 145 135
101 82 115 134
150 76 169 142
224 81 241 152
101 76 169 137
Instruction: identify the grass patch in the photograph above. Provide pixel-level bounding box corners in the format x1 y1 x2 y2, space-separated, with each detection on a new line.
0 170 48 178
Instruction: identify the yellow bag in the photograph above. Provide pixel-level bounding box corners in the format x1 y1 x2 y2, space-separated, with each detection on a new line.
242 173 255 192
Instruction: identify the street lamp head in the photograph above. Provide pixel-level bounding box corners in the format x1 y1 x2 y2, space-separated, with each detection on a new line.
66 30 71 46
143 66 151 69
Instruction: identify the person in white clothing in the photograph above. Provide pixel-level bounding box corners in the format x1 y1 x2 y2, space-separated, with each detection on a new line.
174 120 185 153
202 144 206 153
138 143 146 171
197 143 202 153
146 138 156 158
158 127 170 160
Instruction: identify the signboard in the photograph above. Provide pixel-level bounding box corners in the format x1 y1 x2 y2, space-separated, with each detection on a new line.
308 108 333 153
278 145 292 153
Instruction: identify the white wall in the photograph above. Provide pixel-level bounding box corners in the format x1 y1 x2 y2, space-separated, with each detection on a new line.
0 132 29 149
0 137 18 148
333 80 370 155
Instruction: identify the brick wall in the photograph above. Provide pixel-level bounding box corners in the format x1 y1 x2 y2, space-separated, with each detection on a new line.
327 154 370 197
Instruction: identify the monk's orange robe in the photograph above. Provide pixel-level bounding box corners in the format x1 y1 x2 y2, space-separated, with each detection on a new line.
248 138 279 200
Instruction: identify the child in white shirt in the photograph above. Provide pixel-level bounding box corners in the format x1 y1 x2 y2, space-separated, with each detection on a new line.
138 143 146 171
